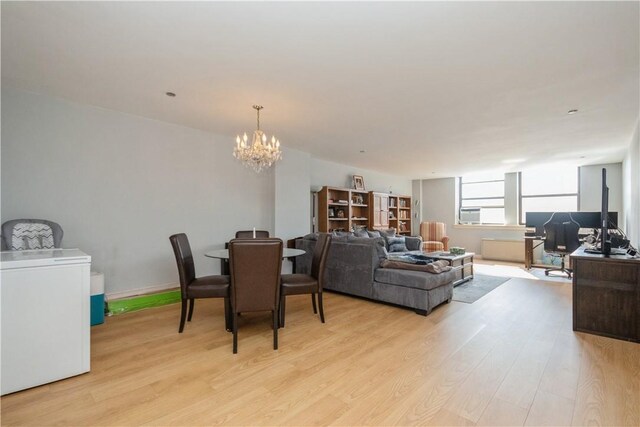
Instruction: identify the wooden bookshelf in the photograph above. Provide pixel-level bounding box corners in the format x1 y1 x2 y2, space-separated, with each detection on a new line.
350 189 370 230
318 187 369 232
396 195 412 235
318 187 411 234
387 194 412 235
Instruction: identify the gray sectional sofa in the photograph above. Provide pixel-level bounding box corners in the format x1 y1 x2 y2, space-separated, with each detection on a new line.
294 233 457 315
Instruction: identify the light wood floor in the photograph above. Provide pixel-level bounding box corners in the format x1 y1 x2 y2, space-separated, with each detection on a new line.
2 275 639 426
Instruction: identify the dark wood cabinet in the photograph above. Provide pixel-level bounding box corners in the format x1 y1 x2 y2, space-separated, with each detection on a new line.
571 247 640 343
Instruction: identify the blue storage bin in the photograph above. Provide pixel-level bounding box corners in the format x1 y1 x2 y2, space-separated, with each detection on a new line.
90 272 105 326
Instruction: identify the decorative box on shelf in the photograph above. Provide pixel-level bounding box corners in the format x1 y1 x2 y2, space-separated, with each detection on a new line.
450 247 466 255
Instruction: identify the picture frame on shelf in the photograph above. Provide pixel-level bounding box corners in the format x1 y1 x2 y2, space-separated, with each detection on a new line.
353 175 365 191
328 208 335 218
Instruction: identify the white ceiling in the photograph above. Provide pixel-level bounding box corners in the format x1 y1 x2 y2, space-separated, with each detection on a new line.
2 2 638 178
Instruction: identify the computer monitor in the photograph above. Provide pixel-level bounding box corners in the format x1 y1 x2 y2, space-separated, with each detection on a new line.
600 168 611 256
525 211 618 236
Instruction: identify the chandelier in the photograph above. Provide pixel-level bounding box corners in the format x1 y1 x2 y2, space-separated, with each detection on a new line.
233 105 282 173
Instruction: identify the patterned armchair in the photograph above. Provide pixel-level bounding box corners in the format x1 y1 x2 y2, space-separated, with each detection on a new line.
419 221 449 253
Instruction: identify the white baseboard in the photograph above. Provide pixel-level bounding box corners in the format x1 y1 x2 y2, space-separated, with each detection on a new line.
106 282 179 301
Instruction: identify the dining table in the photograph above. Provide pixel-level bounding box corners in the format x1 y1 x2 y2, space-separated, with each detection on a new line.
204 248 305 260
206 247 306 276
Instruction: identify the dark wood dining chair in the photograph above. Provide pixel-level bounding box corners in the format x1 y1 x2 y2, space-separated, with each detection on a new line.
169 233 231 333
221 230 271 275
235 230 270 238
228 238 283 354
280 233 332 326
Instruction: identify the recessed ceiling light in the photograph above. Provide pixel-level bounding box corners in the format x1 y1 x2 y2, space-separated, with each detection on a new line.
567 109 578 115
165 92 176 97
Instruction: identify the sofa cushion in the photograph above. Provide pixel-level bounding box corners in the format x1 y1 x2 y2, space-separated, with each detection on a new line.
367 230 381 238
423 241 445 252
387 236 408 252
374 268 455 291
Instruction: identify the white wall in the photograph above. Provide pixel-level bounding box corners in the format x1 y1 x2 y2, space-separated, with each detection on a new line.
411 179 422 235
274 147 311 273
1 88 275 297
623 120 640 246
310 158 412 195
1 88 414 297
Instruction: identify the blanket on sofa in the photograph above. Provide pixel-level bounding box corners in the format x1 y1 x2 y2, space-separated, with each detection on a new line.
386 253 436 264
380 258 452 274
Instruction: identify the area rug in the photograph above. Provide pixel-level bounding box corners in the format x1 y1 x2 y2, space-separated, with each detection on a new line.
452 274 511 303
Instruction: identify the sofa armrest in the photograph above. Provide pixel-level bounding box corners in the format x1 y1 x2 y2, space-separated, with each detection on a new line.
405 236 423 251
442 236 450 251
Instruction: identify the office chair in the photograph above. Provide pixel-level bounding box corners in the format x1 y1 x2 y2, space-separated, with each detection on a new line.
543 213 581 278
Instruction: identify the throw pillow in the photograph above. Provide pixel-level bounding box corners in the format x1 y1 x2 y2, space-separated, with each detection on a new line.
387 236 408 253
354 228 369 238
367 230 382 238
378 228 397 250
405 236 423 251
378 228 397 239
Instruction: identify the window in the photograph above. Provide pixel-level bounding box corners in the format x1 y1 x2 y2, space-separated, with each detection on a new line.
459 172 505 224
519 166 578 223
